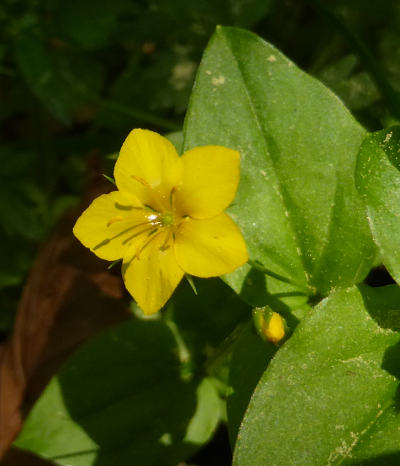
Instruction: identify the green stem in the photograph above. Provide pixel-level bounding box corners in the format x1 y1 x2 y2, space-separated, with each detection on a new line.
203 320 251 376
248 259 311 295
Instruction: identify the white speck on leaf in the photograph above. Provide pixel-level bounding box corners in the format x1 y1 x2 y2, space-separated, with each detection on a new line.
384 132 392 143
211 75 225 86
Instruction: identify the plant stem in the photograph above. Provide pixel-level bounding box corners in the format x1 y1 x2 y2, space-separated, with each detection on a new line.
248 259 311 295
203 320 251 377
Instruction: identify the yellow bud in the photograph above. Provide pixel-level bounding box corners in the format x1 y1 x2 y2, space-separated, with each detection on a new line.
252 307 286 345
264 312 285 344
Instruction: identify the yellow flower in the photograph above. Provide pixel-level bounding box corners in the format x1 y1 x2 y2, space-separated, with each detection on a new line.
73 129 248 314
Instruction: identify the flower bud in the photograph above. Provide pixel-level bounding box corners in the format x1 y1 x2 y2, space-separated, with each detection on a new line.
252 307 286 345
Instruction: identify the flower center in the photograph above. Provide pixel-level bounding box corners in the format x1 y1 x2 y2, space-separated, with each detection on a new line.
106 185 184 260
160 212 174 227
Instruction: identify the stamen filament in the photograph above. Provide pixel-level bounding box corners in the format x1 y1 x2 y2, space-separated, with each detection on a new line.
122 224 161 245
108 221 156 242
107 216 125 227
131 175 152 189
135 229 164 259
160 227 172 251
170 186 177 211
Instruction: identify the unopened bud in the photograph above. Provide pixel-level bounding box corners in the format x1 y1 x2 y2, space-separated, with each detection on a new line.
253 307 286 345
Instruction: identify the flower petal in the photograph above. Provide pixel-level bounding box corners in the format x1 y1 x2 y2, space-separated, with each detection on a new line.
122 229 184 315
114 129 182 210
73 191 152 261
175 145 240 219
174 213 248 277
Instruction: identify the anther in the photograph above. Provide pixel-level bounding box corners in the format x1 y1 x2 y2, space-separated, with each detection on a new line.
131 175 152 188
107 216 124 227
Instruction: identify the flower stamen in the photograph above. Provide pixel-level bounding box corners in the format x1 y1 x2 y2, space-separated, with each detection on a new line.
107 216 125 227
122 224 160 246
170 186 177 211
131 175 152 189
135 229 164 259
105 221 155 244
159 228 172 251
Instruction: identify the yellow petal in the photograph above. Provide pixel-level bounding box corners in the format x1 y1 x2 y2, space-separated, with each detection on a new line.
122 229 184 315
114 129 182 210
174 213 248 277
73 191 152 261
175 145 240 219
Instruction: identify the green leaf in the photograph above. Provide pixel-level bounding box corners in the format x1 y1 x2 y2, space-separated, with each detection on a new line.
355 126 400 285
233 285 400 465
183 26 375 302
183 377 224 445
166 131 184 154
15 319 221 466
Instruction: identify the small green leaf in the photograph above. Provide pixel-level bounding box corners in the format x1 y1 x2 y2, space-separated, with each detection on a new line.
356 126 400 285
102 174 116 186
233 285 400 465
107 259 121 270
184 274 198 295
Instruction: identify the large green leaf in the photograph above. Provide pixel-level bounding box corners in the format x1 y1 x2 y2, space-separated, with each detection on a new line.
183 26 375 301
356 126 400 285
233 285 400 465
15 318 221 466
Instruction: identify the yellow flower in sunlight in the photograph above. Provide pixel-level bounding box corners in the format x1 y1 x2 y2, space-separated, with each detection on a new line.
73 129 248 314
